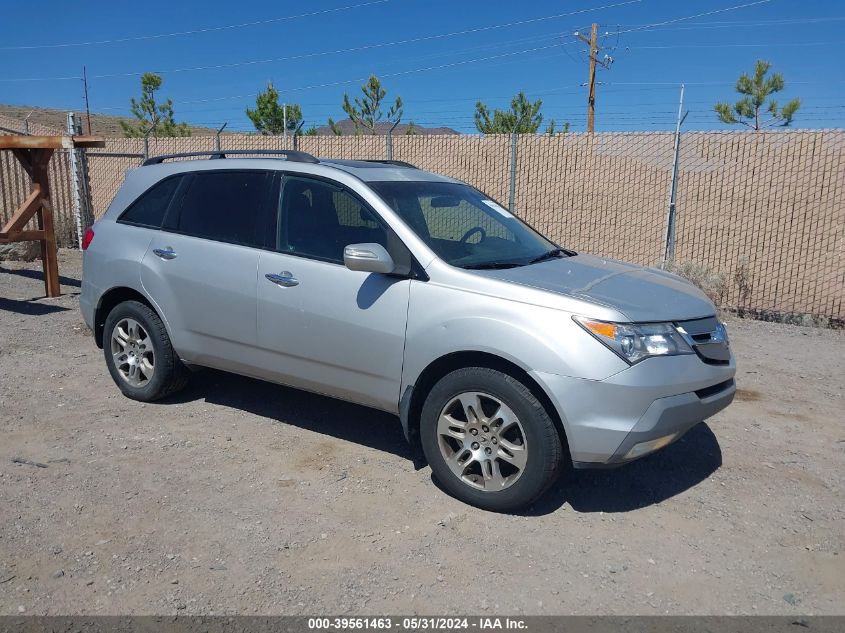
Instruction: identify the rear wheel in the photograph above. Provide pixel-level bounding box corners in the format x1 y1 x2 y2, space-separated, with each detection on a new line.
420 367 563 512
103 300 189 401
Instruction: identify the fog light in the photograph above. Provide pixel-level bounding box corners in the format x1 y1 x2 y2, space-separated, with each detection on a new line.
623 433 678 460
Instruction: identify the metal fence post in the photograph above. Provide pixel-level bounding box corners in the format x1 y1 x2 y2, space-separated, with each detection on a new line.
67 112 85 247
387 120 400 160
215 122 227 151
292 121 305 151
508 130 518 214
662 84 688 267
142 124 155 161
78 138 95 233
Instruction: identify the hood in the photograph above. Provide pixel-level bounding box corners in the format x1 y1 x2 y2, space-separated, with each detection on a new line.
471 254 715 322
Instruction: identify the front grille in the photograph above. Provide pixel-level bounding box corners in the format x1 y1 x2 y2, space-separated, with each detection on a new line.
676 317 731 365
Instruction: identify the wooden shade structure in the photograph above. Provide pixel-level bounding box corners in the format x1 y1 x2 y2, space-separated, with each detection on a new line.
0 134 104 297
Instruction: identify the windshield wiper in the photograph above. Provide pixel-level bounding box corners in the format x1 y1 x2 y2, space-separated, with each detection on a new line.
527 247 576 265
462 261 524 270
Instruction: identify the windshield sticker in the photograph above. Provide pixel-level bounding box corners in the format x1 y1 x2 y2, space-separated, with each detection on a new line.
482 200 512 218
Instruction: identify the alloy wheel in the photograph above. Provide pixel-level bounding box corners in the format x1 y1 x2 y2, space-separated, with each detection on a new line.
437 391 528 491
110 318 154 387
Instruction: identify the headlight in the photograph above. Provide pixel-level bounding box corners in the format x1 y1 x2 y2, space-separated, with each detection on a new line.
574 317 694 364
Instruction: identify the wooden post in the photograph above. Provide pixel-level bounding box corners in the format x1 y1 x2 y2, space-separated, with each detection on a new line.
587 22 598 134
34 149 60 297
575 23 611 134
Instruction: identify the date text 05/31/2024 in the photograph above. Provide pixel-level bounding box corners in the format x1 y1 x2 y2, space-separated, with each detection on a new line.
307 617 528 630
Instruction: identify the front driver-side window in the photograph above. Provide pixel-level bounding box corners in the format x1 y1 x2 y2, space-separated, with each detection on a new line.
279 176 388 263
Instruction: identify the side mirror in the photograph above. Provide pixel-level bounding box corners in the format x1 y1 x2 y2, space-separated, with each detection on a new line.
343 243 396 274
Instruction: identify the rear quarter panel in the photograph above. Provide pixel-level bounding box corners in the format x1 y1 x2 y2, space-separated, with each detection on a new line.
81 220 160 328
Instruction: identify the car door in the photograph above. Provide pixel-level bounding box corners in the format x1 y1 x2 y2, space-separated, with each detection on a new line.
254 174 412 412
141 169 275 371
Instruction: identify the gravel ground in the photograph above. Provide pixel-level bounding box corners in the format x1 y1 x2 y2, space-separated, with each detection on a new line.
1 250 843 616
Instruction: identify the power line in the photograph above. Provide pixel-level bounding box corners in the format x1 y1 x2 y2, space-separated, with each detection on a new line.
89 31 571 80
607 16 845 29
0 73 82 83
625 40 844 50
0 0 391 51
91 45 582 109
611 0 776 36
568 0 782 132
78 0 640 80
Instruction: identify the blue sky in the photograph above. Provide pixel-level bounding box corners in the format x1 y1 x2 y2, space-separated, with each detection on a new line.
1 0 843 133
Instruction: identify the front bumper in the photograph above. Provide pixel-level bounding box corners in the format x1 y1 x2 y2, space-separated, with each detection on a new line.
531 353 736 467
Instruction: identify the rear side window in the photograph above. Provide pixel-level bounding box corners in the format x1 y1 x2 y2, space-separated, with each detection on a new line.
119 176 181 228
166 171 270 247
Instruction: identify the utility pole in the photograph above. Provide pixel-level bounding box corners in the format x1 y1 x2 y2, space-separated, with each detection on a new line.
283 103 287 140
82 66 92 135
575 23 612 133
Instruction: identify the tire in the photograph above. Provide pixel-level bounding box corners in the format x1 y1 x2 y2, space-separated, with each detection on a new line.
103 300 189 402
420 367 563 512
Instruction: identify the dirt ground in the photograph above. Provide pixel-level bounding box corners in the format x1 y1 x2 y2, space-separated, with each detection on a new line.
1 250 843 616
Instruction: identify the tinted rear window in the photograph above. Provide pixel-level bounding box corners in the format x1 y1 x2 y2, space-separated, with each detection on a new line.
167 171 269 247
119 176 181 228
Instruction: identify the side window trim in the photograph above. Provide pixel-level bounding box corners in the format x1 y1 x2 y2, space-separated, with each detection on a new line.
117 174 184 229
256 172 281 251
160 173 194 232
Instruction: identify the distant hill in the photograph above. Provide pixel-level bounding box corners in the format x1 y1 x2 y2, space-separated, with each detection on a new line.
0 105 461 138
311 118 460 136
0 104 220 137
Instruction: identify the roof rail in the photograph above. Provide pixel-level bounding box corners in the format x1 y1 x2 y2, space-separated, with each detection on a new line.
142 149 319 166
361 159 417 169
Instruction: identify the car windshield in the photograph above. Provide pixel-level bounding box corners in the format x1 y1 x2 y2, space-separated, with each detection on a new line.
369 181 563 269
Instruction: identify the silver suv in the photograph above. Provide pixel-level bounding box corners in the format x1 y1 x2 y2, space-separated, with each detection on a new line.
81 150 735 512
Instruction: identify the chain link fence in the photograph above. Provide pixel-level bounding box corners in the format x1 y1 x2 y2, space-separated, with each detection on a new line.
2 113 842 322
0 113 82 247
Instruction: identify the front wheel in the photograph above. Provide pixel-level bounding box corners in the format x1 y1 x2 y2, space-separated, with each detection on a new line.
420 367 563 512
103 300 189 402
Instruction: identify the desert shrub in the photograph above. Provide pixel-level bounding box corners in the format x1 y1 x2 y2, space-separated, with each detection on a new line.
664 260 728 306
733 256 753 311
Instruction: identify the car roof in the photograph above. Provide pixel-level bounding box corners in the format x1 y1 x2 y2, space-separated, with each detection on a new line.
139 152 460 183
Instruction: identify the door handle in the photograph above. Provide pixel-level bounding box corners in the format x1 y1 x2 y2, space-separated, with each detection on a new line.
152 247 178 260
265 271 299 287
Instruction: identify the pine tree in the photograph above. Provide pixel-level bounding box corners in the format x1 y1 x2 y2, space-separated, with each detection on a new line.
246 83 303 135
327 117 344 136
340 75 403 135
121 73 191 138
714 60 800 130
474 92 551 134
